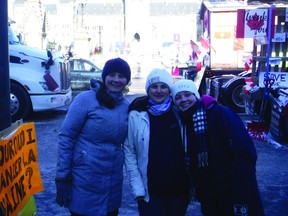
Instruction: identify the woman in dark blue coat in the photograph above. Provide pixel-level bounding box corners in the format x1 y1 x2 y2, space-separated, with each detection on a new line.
171 79 264 216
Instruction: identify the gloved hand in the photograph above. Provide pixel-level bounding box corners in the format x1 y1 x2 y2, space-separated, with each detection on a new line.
233 204 248 216
55 180 72 207
135 196 144 202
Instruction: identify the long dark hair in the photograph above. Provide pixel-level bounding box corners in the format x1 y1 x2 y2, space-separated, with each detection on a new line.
96 82 116 109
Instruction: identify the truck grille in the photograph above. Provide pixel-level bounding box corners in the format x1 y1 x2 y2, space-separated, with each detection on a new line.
59 61 71 90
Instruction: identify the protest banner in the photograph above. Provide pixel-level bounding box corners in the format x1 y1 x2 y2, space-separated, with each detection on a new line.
0 122 44 216
237 8 275 38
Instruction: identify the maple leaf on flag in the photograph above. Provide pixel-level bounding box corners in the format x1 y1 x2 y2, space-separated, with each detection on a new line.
246 13 264 30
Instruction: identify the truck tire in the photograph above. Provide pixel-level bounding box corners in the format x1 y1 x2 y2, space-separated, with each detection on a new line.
10 82 32 122
221 77 246 113
210 75 236 101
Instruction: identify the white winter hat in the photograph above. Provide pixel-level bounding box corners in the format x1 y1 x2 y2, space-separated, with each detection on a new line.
171 79 200 101
145 68 173 92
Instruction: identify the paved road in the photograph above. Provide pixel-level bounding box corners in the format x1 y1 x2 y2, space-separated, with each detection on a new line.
27 92 288 216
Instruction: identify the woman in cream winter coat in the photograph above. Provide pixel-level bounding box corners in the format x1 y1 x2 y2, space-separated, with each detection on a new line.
124 69 190 216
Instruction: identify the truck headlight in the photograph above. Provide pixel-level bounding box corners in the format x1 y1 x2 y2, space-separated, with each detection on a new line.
39 82 49 91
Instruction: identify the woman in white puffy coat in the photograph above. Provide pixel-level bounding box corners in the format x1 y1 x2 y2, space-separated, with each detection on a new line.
124 69 190 216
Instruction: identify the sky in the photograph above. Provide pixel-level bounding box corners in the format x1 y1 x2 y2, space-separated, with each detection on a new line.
8 0 14 17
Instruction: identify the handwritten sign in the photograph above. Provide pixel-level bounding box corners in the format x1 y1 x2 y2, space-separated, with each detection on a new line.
237 9 274 38
259 72 288 88
0 123 44 216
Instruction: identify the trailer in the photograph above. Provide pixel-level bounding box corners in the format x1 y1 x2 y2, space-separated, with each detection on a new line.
194 0 287 113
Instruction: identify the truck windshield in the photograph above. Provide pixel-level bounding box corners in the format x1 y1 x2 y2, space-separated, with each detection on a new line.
8 25 20 44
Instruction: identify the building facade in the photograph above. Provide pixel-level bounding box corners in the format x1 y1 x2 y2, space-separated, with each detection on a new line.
10 0 200 59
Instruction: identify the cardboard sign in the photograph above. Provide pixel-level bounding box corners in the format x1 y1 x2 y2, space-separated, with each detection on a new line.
0 122 44 216
237 8 274 38
259 72 288 88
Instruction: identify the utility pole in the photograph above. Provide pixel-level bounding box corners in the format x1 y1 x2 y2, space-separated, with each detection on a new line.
41 11 47 49
0 0 11 130
73 0 78 46
122 0 126 44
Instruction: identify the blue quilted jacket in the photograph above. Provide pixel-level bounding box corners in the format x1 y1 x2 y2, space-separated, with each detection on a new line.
56 89 130 215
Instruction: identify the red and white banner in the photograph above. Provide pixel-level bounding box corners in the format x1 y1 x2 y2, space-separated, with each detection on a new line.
236 8 275 38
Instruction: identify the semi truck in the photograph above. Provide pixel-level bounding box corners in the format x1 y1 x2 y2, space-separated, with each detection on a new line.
8 19 72 122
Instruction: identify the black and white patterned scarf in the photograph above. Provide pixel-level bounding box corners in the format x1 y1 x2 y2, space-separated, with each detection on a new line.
192 102 208 168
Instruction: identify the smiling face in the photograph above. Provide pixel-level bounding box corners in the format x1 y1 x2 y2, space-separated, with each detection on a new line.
148 82 170 104
105 72 128 93
174 91 197 112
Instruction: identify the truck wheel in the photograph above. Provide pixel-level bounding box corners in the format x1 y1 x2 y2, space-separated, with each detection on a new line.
221 77 246 113
10 83 32 122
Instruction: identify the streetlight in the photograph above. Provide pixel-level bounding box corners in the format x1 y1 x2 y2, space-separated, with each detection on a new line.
122 0 126 44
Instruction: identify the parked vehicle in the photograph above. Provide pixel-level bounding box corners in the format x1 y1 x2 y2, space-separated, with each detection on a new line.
69 57 102 91
8 18 72 122
69 57 131 95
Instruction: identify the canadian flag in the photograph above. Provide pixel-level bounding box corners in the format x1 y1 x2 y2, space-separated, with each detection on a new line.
236 8 275 39
244 53 253 71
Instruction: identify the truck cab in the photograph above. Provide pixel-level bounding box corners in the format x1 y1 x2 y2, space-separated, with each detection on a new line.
8 18 72 122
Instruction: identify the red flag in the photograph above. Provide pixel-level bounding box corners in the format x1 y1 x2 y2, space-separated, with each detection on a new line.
233 26 244 51
190 40 201 54
200 36 210 50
